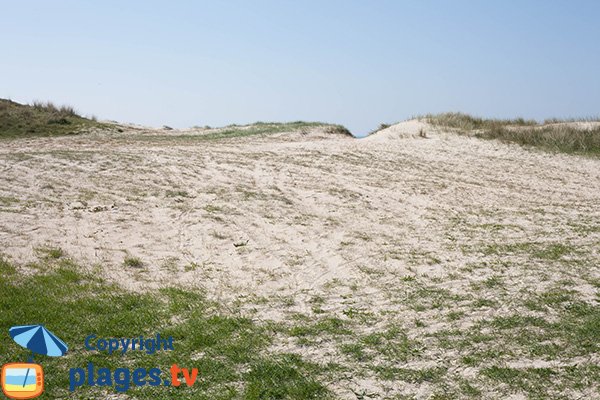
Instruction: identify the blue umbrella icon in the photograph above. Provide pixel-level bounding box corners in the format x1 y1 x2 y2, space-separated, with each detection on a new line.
9 325 68 358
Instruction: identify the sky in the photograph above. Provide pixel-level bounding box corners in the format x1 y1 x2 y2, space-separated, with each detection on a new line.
1 0 599 136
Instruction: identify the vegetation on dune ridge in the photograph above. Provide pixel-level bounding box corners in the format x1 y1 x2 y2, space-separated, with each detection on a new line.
130 121 354 142
367 123 392 136
426 112 600 155
425 112 538 130
0 98 354 140
0 98 107 138
219 121 353 138
208 121 353 139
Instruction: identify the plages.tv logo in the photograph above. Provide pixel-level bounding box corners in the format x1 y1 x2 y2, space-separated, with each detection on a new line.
1 325 68 399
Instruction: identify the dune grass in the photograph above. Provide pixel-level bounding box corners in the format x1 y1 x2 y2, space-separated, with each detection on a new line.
0 97 353 141
125 121 353 143
426 112 600 155
201 122 352 141
0 99 106 138
485 124 600 155
425 112 537 131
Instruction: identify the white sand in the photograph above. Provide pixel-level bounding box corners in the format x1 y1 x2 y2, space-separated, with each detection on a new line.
1 121 599 398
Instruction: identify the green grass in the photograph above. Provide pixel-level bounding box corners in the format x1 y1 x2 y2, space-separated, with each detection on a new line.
481 365 600 399
426 112 537 131
0 257 331 399
206 122 351 140
204 204 223 213
0 99 108 138
433 296 599 362
423 282 600 398
339 326 420 364
404 283 470 312
492 125 600 155
426 112 600 155
165 190 191 198
123 256 144 268
35 246 65 260
482 241 576 260
0 98 352 140
367 123 391 136
1 254 597 398
288 316 352 345
370 366 446 383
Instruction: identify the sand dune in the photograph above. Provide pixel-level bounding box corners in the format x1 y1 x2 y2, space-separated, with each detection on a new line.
1 121 599 398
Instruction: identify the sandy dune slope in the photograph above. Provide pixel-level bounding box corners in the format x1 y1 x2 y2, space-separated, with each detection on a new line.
1 121 599 398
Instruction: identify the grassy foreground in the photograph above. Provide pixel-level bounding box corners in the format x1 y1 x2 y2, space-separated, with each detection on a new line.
1 248 599 399
426 112 600 155
0 256 331 399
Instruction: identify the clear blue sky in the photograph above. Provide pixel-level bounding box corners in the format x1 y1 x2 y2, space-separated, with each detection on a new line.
1 0 599 135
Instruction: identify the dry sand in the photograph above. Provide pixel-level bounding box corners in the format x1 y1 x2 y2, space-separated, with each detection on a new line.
1 121 599 398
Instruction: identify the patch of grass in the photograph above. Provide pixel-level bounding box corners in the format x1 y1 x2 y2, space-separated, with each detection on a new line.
342 307 375 323
0 196 19 206
184 262 201 272
47 248 64 259
472 298 499 308
148 121 353 142
0 258 331 399
426 112 600 155
35 246 65 260
371 366 446 383
458 379 482 397
532 243 575 260
323 125 353 137
204 204 222 213
481 365 600 399
367 123 391 136
482 275 504 289
340 326 420 364
289 317 352 342
244 354 331 399
357 264 384 277
123 256 144 268
524 287 576 311
484 125 600 155
482 241 575 260
432 293 600 364
166 190 190 198
0 98 107 138
339 343 370 362
161 256 179 272
446 311 464 321
426 112 536 131
405 283 469 312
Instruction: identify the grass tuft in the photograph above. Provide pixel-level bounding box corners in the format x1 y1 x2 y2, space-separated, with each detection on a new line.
123 256 143 268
